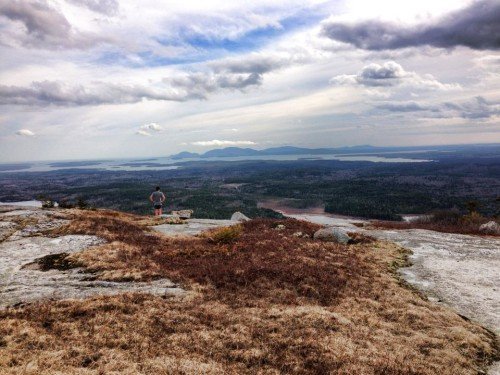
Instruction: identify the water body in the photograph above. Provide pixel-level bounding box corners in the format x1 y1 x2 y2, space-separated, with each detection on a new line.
0 153 431 173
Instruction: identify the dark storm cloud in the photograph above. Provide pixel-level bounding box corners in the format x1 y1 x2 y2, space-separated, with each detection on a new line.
322 0 500 50
0 0 111 49
66 0 119 15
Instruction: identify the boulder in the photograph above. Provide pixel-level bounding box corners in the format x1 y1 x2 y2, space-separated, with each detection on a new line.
172 210 193 219
313 227 351 244
479 221 500 235
231 211 250 222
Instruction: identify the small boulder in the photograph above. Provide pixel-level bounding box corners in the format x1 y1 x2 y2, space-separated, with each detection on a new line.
172 210 193 219
275 224 286 231
313 227 351 244
479 221 500 235
231 211 250 222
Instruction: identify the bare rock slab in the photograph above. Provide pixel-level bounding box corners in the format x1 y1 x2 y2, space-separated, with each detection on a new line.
231 211 250 222
153 218 238 237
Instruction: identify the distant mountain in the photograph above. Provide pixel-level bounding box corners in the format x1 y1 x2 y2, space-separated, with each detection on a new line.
169 151 200 160
168 145 390 159
168 144 500 160
200 147 261 158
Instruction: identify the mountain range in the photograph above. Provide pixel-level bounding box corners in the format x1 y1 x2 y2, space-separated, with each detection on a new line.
168 144 497 159
169 145 408 159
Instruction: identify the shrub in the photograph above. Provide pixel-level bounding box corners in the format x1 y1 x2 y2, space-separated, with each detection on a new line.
207 225 242 244
374 208 498 236
425 209 462 225
58 199 75 209
41 200 55 208
77 198 89 210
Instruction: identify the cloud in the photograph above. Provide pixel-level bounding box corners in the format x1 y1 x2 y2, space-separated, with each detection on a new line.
162 53 303 100
0 71 264 106
191 140 257 146
136 122 163 136
1 52 290 107
136 130 151 136
0 80 187 106
330 61 460 90
66 0 119 16
0 0 111 49
165 71 263 99
16 129 35 136
322 0 500 51
210 54 293 74
474 54 500 72
444 96 500 119
376 101 432 112
331 61 405 87
140 123 163 132
375 97 500 120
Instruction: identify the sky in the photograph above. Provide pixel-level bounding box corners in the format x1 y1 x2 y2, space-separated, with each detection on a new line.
0 0 499 162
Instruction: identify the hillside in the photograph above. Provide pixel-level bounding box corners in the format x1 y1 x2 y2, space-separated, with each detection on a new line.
0 206 498 374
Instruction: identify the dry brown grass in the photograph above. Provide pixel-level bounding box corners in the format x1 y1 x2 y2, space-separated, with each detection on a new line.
0 209 497 374
373 211 499 237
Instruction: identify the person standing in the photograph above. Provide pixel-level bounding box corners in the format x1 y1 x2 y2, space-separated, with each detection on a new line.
149 186 166 216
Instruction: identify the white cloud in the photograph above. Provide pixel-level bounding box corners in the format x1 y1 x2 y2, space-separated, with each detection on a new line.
16 129 35 136
136 129 151 136
140 122 163 132
191 140 257 146
330 61 460 90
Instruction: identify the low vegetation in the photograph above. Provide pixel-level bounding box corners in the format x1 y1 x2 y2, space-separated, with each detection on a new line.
374 209 499 236
0 209 497 374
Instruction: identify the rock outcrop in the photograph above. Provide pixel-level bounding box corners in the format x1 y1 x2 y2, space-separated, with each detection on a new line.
0 206 183 308
171 209 194 219
231 211 250 222
479 221 500 235
313 227 351 244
